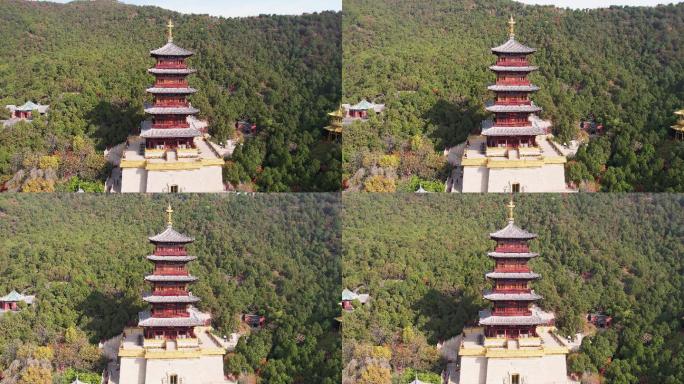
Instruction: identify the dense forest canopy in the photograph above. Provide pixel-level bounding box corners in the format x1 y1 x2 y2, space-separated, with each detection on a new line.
343 0 684 192
0 194 341 384
0 0 342 192
342 194 684 383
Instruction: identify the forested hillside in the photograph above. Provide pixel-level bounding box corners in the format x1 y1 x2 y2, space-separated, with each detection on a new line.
0 0 341 192
0 194 341 384
343 0 684 192
342 194 684 383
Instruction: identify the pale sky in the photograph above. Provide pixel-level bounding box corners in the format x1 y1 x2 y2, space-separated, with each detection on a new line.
515 0 682 8
47 0 342 18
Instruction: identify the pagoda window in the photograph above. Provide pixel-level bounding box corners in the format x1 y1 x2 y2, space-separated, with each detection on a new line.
512 183 520 193
170 374 179 384
171 185 179 193
511 374 520 384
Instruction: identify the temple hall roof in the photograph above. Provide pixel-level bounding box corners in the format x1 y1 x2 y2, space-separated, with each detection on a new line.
342 289 370 304
492 38 537 54
138 306 210 327
150 42 194 57
490 221 538 240
478 306 554 326
0 290 33 303
149 225 195 243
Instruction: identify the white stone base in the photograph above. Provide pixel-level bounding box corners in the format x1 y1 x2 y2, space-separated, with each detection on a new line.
119 355 230 384
120 166 224 193
460 164 567 193
460 354 570 384
119 356 230 384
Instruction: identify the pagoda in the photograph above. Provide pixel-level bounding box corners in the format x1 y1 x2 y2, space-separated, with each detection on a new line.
455 199 571 384
672 109 684 141
113 20 227 193
454 17 568 193
114 205 234 384
324 107 344 141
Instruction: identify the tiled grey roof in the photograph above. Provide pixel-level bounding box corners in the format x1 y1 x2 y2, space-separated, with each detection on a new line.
140 127 202 138
489 65 538 72
479 306 554 326
150 42 194 57
147 255 198 262
492 38 537 54
145 274 198 283
486 103 542 113
138 306 210 327
144 106 200 115
149 226 195 243
146 87 197 94
143 293 201 304
486 272 540 279
479 313 546 326
488 84 540 92
481 125 547 136
483 291 542 301
148 68 197 75
490 221 538 240
487 252 539 258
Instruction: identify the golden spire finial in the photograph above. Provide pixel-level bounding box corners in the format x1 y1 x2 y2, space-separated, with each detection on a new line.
506 195 516 222
508 15 516 39
165 203 174 227
166 19 174 43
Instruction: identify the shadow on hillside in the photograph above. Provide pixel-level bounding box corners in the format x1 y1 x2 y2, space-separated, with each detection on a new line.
424 99 485 150
87 101 143 151
77 290 144 343
412 288 481 344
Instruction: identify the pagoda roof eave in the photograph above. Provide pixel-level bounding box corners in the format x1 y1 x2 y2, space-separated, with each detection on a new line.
148 68 197 75
148 226 195 243
489 65 539 72
140 128 202 139
144 106 200 115
490 221 538 240
146 255 198 262
150 42 194 57
486 272 541 279
491 38 537 54
488 84 540 92
487 251 539 258
481 126 546 136
146 87 198 95
483 291 542 301
144 275 198 283
143 294 201 304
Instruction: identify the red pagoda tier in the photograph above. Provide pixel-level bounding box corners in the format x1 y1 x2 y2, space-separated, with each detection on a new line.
478 199 554 339
139 204 210 340
483 16 546 148
141 20 202 150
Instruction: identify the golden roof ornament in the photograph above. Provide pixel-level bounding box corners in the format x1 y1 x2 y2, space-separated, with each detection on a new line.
166 203 174 227
508 16 516 39
507 196 516 222
167 19 174 43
